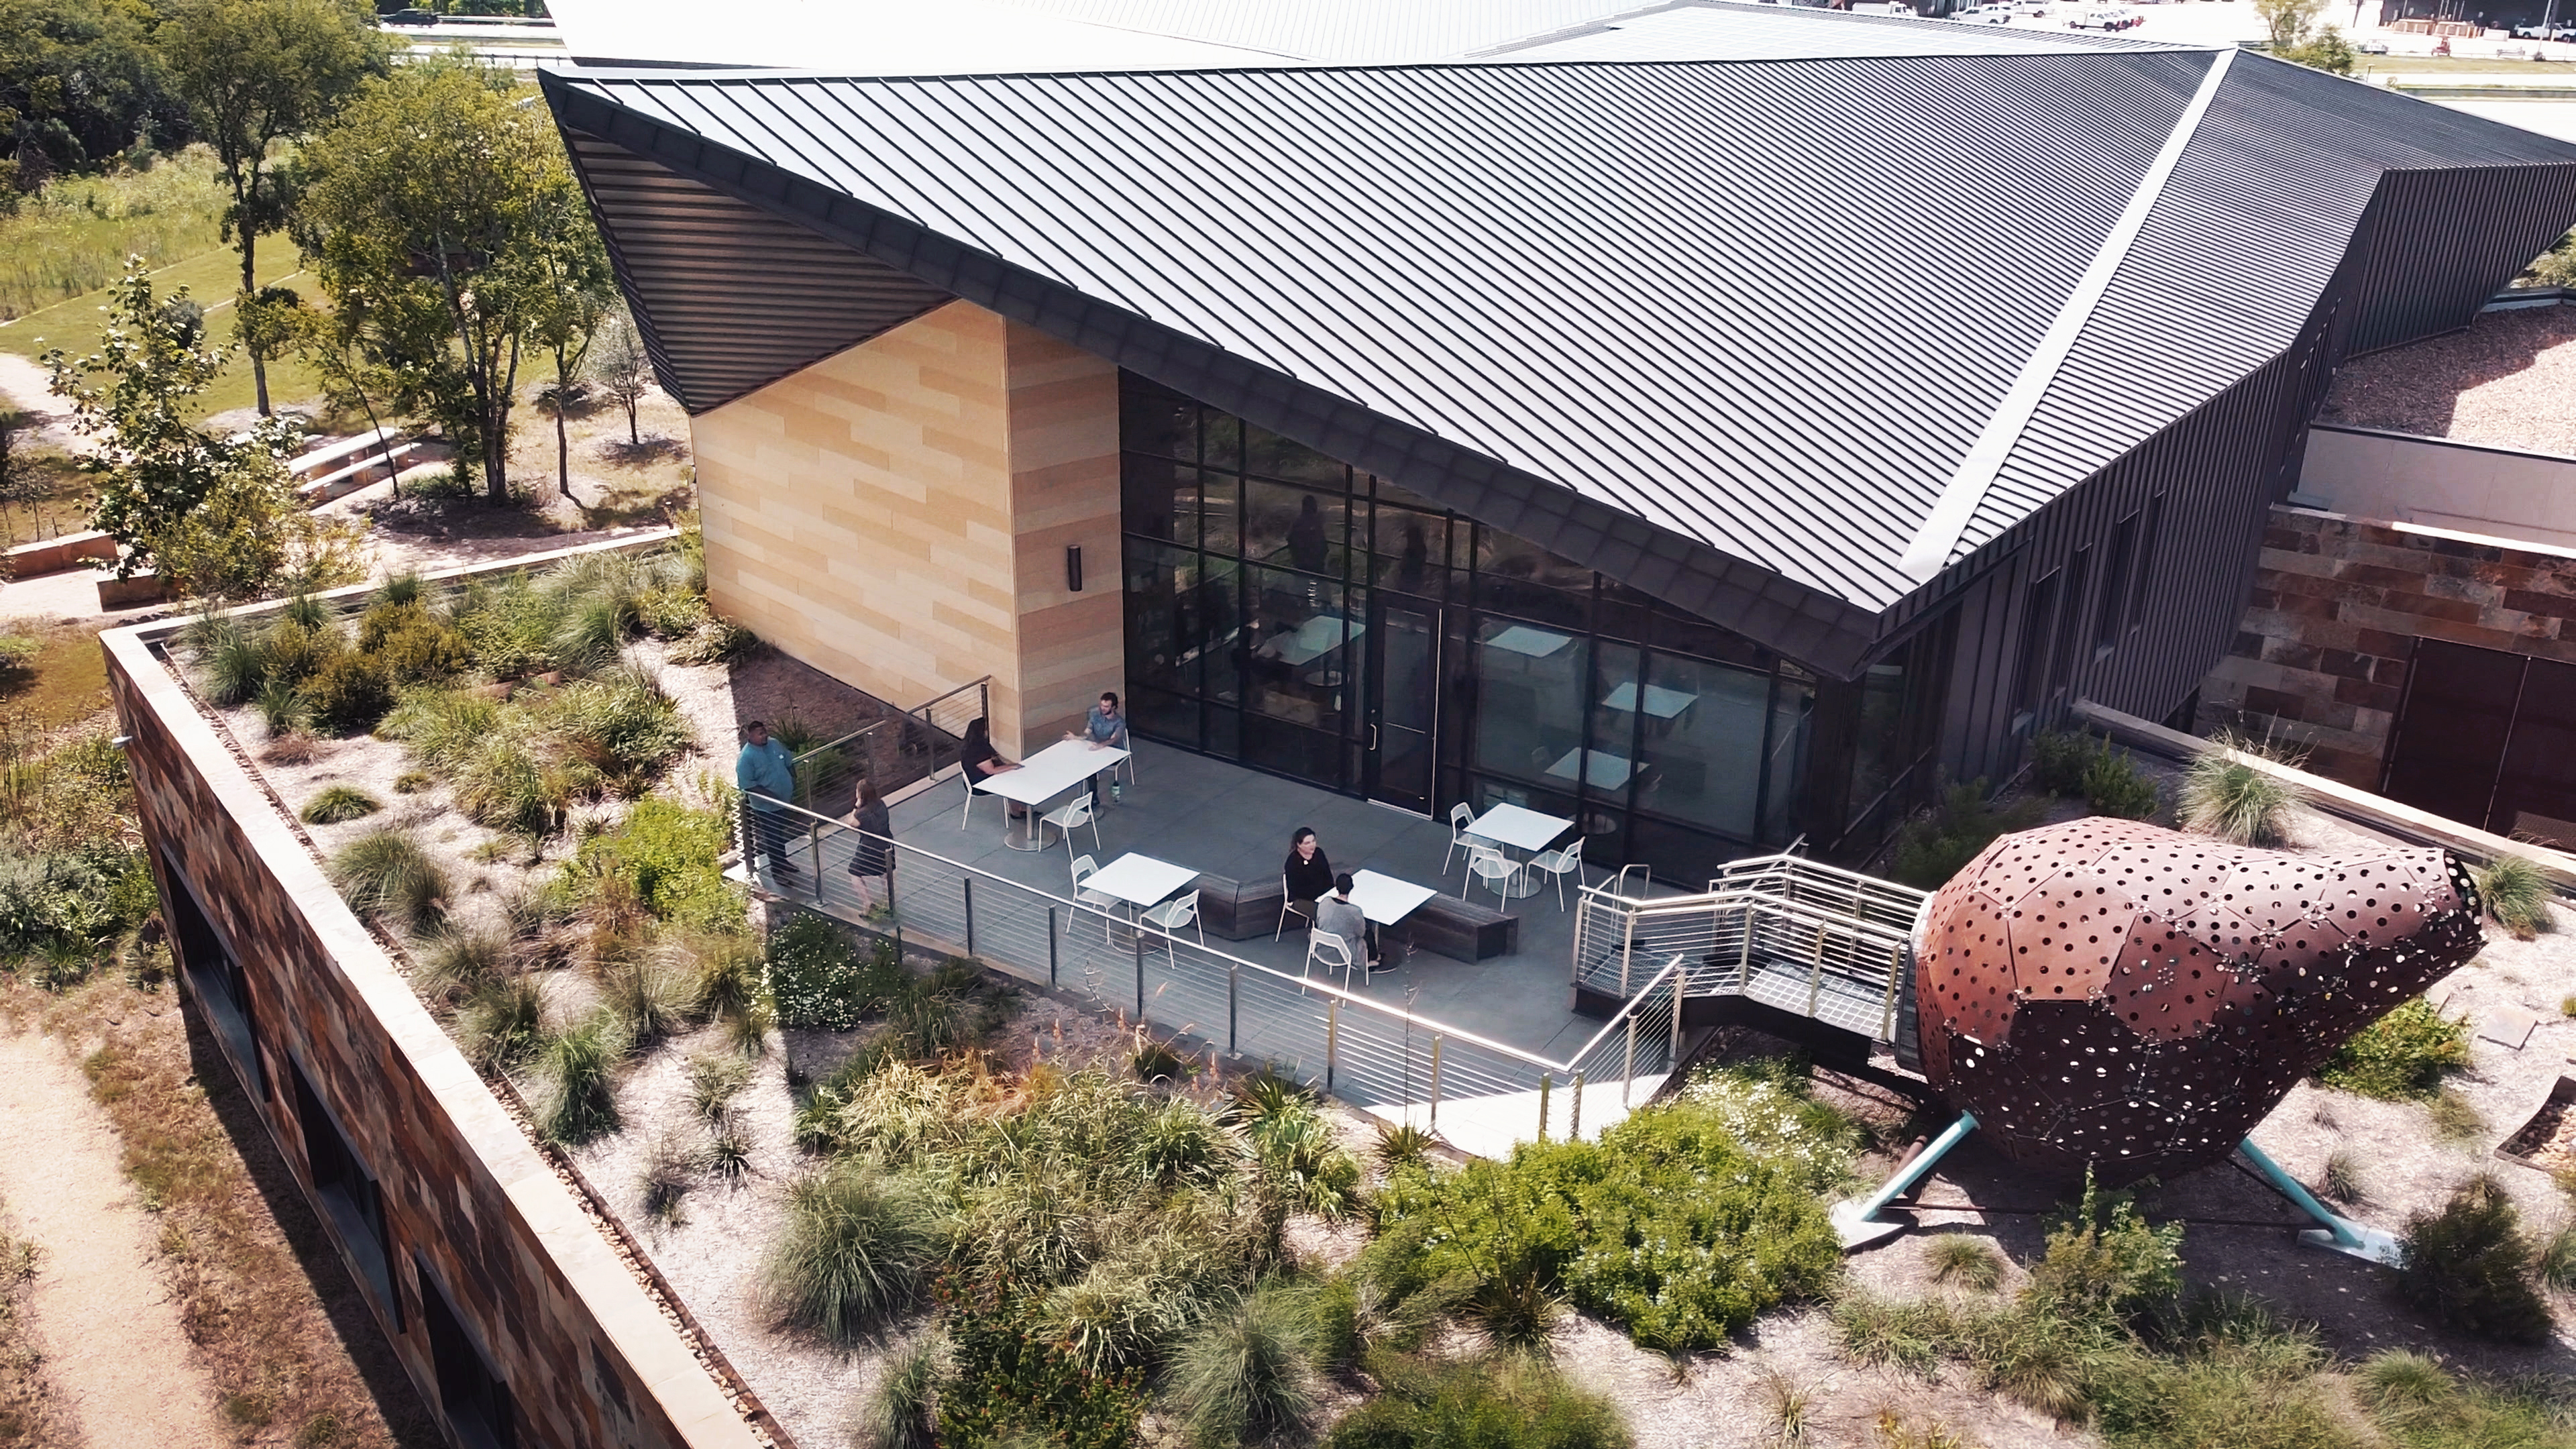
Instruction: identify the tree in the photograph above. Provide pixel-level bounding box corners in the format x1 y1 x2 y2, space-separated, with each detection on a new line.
525 178 615 500
2253 0 2328 48
589 307 653 447
40 257 315 586
158 0 391 414
0 0 172 192
2277 28 2356 74
297 60 586 503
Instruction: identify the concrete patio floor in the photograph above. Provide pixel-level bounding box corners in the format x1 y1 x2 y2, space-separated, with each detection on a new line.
883 739 1616 1063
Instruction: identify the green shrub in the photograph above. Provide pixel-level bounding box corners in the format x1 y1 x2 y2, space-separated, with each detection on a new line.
2396 1177 2552 1344
1373 1063 1852 1353
1166 1285 1321 1448
0 848 156 965
326 828 448 934
533 1014 625 1146
2471 854 2552 940
2084 1297 2345 1449
2180 733 2305 846
857 1334 947 1449
303 651 393 735
298 786 381 824
2535 1218 2575 1295
1831 1291 1956 1377
767 911 869 1029
415 928 505 1006
686 1051 750 1124
600 956 698 1044
392 770 431 794
254 678 309 738
2319 998 2470 1102
1373 1122 1436 1173
1245 1102 1363 1226
458 977 544 1069
354 598 470 684
2081 745 2159 820
549 799 741 933
199 614 270 706
763 1164 935 1342
450 571 564 680
2031 730 2095 796
2026 1172 2184 1324
2359 1350 2569 1449
538 667 692 792
260 615 341 690
1322 1351 1629 1449
1892 779 2047 890
378 688 502 774
936 1276 1147 1449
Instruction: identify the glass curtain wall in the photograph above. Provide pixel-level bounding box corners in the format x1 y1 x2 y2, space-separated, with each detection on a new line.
1119 374 1939 878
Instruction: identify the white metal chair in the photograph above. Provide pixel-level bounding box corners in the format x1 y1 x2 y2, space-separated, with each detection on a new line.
959 769 983 829
1139 890 1203 957
1041 792 1102 857
1069 854 1122 942
1527 838 1586 910
1464 845 1523 904
1440 802 1479 874
1275 872 1318 942
1305 929 1360 991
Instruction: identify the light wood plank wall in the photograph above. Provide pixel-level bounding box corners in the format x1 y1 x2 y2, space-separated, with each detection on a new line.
691 300 1125 757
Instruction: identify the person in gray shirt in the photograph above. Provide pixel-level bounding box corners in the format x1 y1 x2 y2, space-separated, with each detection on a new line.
1312 871 1379 971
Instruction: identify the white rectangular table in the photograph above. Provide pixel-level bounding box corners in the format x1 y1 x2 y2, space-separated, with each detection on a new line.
1600 682 1698 719
1484 624 1574 658
975 737 1130 851
1348 869 1438 926
1260 613 1364 667
1546 747 1634 791
1464 802 1575 899
1082 853 1200 910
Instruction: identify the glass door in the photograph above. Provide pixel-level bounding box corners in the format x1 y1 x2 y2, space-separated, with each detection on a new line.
1364 596 1440 814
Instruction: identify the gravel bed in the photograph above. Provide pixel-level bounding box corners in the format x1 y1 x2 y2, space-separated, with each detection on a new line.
2318 305 2576 455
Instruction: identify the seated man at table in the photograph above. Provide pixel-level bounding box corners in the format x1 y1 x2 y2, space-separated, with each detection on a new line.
960 716 1028 820
1065 690 1129 806
1313 872 1381 970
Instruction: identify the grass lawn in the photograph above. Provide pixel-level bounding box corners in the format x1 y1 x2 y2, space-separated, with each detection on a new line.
0 246 333 423
2358 56 2576 74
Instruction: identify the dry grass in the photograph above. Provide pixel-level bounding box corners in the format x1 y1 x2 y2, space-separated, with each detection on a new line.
8 973 433 1446
0 1197 74 1449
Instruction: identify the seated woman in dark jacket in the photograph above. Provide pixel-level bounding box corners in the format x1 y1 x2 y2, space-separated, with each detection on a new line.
1279 826 1336 937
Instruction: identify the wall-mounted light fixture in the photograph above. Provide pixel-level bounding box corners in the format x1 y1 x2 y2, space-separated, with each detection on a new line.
1066 545 1084 593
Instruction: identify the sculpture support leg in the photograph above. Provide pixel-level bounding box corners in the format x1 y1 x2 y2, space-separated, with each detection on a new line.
2235 1138 2405 1267
1831 1112 1977 1249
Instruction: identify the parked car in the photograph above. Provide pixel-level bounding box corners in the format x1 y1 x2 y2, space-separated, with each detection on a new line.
2012 2 2051 14
2070 7 2139 28
1949 4 2013 21
380 7 437 23
2357 37 2390 52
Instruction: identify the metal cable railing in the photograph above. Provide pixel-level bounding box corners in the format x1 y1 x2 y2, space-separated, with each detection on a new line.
1573 856 1927 1044
739 790 1688 1150
787 677 989 813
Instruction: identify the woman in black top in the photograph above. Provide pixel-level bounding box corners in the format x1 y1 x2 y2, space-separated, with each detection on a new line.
1282 826 1336 928
847 776 894 916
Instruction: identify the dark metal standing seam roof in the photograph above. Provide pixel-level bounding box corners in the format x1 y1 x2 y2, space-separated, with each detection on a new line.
541 50 2576 674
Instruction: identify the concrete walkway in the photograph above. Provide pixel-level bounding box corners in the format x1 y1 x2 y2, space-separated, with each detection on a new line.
0 1028 225 1449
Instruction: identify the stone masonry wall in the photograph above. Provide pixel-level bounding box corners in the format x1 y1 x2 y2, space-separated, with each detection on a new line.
103 614 761 1449
2198 505 2576 787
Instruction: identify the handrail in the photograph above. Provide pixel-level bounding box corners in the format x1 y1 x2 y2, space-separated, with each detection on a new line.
1591 887 1918 949
1553 956 1686 1075
908 675 991 729
751 792 1589 1075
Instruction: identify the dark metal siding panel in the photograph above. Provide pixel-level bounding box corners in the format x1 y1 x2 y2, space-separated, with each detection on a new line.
561 128 954 411
2348 164 2576 356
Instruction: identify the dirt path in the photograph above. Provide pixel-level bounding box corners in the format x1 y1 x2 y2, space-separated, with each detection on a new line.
0 354 93 455
0 1028 226 1449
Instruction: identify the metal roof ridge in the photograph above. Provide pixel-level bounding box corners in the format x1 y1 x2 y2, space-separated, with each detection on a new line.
1895 46 2236 583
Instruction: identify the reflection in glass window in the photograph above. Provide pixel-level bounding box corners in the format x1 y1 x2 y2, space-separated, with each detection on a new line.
1764 675 1813 846
1245 566 1350 735
1846 660 1910 822
1124 541 1192 697
1121 384 1193 461
1244 421 1350 488
1474 617 1587 787
1246 480 1344 578
1372 506 1447 598
1636 652 1770 841
1198 472 1240 557
1197 557 1242 704
1475 528 1591 628
1121 455 1196 547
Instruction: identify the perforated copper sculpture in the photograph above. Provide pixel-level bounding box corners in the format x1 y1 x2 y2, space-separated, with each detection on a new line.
1915 818 2482 1184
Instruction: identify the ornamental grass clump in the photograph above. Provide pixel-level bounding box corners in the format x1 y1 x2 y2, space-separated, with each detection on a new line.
298 785 381 824
533 1014 625 1146
2397 1177 2553 1344
1165 1285 1322 1448
857 1335 947 1449
2472 853 2553 940
2180 731 2306 846
761 1163 936 1342
326 827 448 934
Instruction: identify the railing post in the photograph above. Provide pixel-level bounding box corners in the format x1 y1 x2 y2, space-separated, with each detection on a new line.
1134 932 1146 1020
1569 1070 1584 1141
889 861 902 957
1536 1073 1551 1142
1622 1012 1638 1108
1048 907 1059 987
1670 971 1686 1061
808 820 822 901
1227 962 1238 1055
1807 922 1826 1017
963 878 975 957
1879 942 1904 1041
1617 904 1636 1000
1326 998 1340 1095
1736 904 1754 991
1428 1037 1442 1130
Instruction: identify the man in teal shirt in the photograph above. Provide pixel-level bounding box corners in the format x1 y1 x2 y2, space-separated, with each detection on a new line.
736 720 799 878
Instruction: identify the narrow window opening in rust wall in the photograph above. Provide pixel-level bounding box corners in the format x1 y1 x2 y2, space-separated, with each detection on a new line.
288 1056 397 1324
163 854 265 1100
418 1255 516 1449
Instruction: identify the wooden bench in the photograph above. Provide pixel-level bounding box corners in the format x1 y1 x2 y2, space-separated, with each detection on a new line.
1405 895 1517 963
1193 873 1287 942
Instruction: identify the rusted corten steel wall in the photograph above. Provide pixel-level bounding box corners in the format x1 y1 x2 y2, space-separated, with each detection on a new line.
101 623 761 1449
